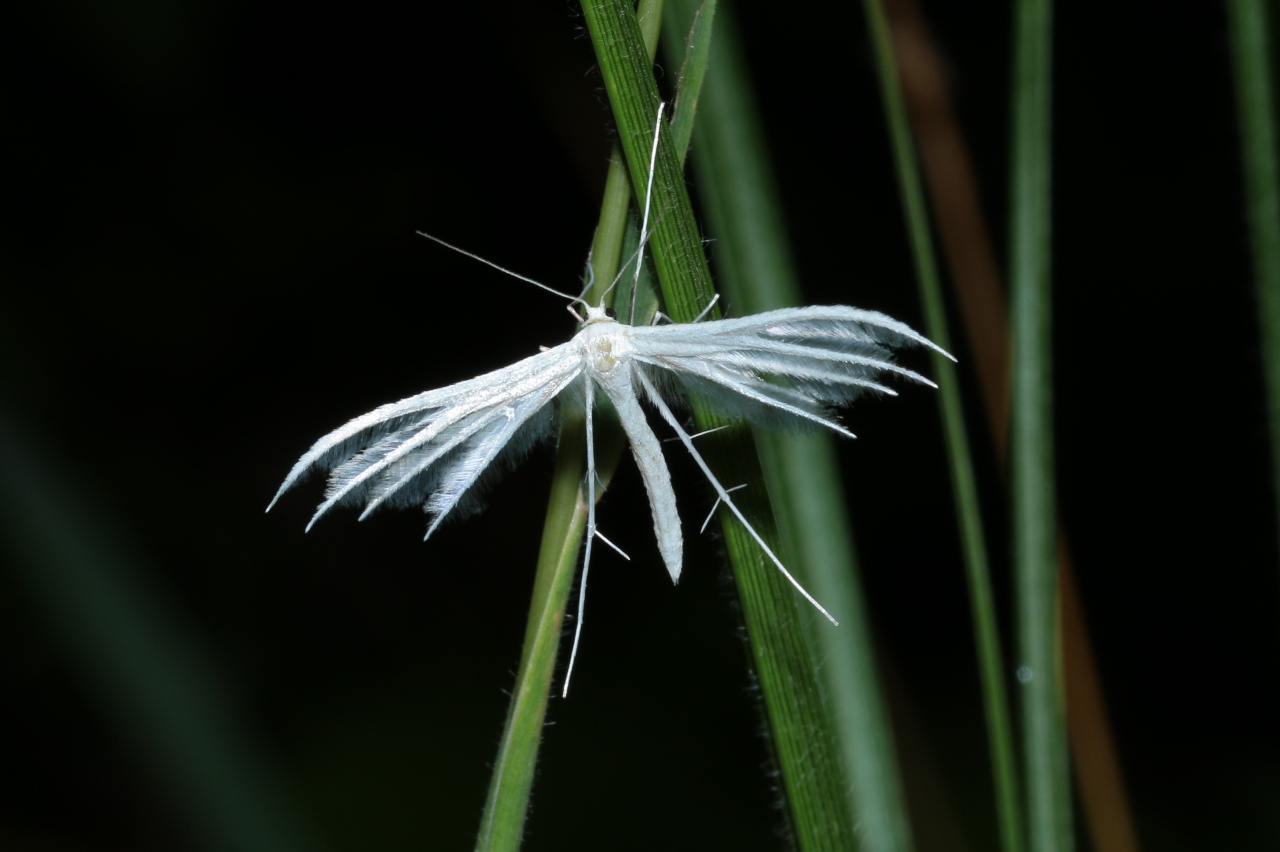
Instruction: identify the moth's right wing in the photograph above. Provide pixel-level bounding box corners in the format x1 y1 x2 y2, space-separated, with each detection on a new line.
628 305 953 438
268 342 583 536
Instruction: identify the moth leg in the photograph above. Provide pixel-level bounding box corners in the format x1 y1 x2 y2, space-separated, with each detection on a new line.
634 371 839 626
563 377 596 697
664 424 730 444
652 293 719 328
701 483 747 534
593 529 630 561
691 292 720 323
627 102 665 325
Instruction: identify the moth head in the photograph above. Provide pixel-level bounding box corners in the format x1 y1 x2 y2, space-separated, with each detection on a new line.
581 304 617 326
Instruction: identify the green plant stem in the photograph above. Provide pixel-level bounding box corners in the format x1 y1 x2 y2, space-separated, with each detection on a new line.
663 1 913 848
862 2 1023 850
1227 0 1280 560
473 4 663 850
583 0 857 846
1009 0 1070 848
475 427 587 852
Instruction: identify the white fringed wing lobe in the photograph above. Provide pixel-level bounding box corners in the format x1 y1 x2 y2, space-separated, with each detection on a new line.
267 343 584 536
627 304 948 438
268 305 949 555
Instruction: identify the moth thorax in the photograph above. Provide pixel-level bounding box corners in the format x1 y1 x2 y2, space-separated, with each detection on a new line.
590 337 618 372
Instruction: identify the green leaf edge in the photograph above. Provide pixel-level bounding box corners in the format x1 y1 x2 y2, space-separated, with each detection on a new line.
472 3 665 850
1008 0 1073 849
1227 0 1280 561
662 1 923 849
860 2 1025 850
580 0 860 848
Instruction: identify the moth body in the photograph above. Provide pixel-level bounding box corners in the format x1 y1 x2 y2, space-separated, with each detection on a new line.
269 300 951 690
575 311 684 582
268 105 952 693
270 301 948 584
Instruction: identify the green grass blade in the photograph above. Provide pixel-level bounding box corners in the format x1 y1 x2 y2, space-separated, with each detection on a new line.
581 0 715 318
669 0 716 167
474 416 628 852
1008 0 1071 848
1227 0 1280 557
473 4 663 849
0 420 315 852
475 425 586 852
862 2 1024 850
582 0 858 846
586 0 666 311
662 1 913 848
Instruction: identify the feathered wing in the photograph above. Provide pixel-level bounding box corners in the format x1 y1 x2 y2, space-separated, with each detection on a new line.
627 305 953 436
597 366 683 583
267 343 583 534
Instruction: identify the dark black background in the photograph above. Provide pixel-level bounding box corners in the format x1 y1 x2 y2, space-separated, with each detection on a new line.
3 1 1278 849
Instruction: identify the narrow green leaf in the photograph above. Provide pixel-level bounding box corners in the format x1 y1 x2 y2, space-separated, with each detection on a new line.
582 0 858 847
861 2 1024 850
0 420 315 852
1008 0 1071 848
663 1 913 849
581 0 716 320
669 0 716 167
1227 0 1280 558
475 426 583 852
474 415 629 852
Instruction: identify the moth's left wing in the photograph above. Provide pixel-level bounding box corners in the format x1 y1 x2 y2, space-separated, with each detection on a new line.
269 342 583 535
627 305 951 437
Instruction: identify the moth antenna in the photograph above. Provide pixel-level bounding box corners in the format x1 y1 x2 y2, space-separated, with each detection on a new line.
701 484 747 534
629 102 666 325
563 377 597 697
635 371 839 627
416 231 583 304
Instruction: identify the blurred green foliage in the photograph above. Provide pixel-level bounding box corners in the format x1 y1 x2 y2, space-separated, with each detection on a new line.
2 1 1277 850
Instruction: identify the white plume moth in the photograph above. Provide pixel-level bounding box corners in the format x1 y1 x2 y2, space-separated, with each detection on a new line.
268 106 952 694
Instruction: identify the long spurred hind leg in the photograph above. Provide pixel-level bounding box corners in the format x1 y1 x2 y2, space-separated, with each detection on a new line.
634 371 838 626
563 378 596 697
